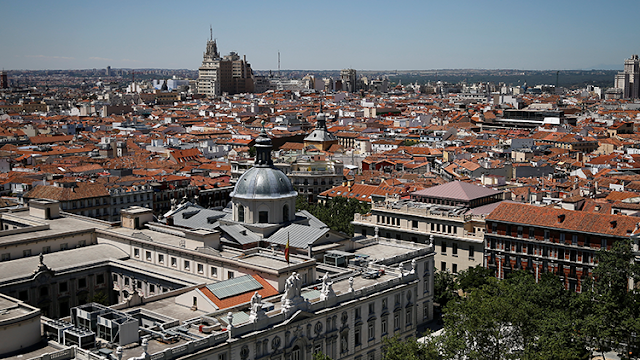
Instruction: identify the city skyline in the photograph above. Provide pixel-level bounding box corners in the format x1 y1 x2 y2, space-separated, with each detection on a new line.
2 0 640 71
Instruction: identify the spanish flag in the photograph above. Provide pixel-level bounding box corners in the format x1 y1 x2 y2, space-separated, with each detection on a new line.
284 232 290 264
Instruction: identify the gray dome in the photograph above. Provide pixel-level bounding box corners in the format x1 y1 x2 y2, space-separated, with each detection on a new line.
231 166 297 200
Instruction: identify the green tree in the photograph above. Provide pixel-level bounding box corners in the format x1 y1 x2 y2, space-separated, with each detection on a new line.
382 334 439 360
312 352 332 360
297 195 370 236
456 265 495 293
579 239 640 359
438 271 588 360
434 270 458 308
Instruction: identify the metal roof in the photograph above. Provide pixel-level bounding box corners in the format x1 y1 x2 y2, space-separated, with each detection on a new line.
169 205 229 230
219 224 261 245
231 166 297 200
266 223 330 248
205 275 263 300
411 180 500 201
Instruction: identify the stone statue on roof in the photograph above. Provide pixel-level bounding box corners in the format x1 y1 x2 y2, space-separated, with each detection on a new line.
281 271 308 319
249 291 266 323
320 273 335 301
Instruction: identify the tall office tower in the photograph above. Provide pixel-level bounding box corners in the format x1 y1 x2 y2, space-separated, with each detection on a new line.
340 68 357 93
614 55 640 99
106 66 111 76
197 28 221 97
197 28 254 97
0 71 8 89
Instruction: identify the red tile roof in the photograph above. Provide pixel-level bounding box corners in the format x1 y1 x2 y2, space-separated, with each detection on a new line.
487 202 639 237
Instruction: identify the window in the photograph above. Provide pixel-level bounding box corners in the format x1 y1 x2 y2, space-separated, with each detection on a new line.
197 263 204 273
211 267 218 277
228 271 234 279
529 228 535 239
134 248 140 258
381 317 388 335
517 226 523 238
544 230 550 242
42 246 51 254
23 249 32 257
406 308 412 325
382 298 387 309
506 225 511 236
601 238 607 249
78 240 86 247
355 307 361 319
96 274 105 284
258 211 268 223
146 251 152 261
158 254 164 264
469 245 475 259
492 223 497 234
572 235 578 246
40 286 48 297
149 284 155 293
60 243 68 250
171 257 177 267
59 282 68 293
368 322 375 340
184 260 190 270
238 204 245 222
394 313 400 330
452 243 458 256
78 278 87 288
441 262 446 272
355 327 362 346
368 302 375 315
441 241 446 254
452 264 457 274
560 233 566 243
283 204 289 222
1 253 9 261
412 220 418 228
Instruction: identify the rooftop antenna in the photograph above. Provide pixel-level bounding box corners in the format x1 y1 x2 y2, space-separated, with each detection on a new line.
278 50 281 78
555 71 559 92
210 25 213 41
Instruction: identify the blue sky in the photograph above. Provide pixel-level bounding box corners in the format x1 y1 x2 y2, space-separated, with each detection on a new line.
1 0 639 71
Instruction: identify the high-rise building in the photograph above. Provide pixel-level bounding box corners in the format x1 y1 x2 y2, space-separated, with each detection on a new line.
197 29 254 97
340 68 357 93
614 55 640 99
197 32 221 97
0 71 7 89
105 66 111 76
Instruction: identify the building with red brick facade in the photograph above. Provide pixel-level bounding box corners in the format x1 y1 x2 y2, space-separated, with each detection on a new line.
485 202 640 292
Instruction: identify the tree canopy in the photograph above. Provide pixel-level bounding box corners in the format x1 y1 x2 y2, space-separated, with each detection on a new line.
420 240 640 360
296 195 370 236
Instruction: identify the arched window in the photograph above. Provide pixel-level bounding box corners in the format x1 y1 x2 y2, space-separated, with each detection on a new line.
283 204 289 222
238 204 245 222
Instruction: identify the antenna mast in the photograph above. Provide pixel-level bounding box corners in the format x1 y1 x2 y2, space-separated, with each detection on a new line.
278 51 281 77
